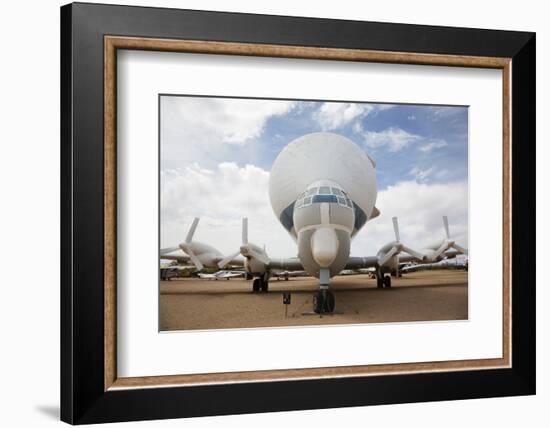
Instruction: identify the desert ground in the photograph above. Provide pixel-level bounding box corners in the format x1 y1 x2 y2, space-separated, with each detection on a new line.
159 270 468 331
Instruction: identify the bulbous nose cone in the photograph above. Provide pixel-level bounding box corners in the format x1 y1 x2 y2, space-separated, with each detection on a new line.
311 228 339 267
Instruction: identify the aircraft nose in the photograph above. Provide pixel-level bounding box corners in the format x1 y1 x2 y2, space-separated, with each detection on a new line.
311 227 339 268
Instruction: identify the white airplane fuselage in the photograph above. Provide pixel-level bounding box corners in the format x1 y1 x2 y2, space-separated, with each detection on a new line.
269 132 378 281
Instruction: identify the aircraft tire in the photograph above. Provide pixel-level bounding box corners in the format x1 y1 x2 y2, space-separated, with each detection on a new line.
313 291 324 314
324 291 335 313
384 275 392 288
252 278 260 292
377 277 384 288
262 281 269 293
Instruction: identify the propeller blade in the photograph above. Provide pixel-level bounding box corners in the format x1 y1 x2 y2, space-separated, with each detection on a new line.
185 217 200 243
217 251 241 269
401 245 426 261
443 216 450 240
430 240 450 261
160 246 179 255
186 248 204 271
392 217 400 242
396 254 400 277
451 243 468 255
242 217 248 245
379 246 399 267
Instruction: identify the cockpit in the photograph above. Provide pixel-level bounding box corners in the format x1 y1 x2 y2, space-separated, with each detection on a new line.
295 186 353 209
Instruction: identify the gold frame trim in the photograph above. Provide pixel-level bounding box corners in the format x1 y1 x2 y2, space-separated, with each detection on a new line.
104 36 512 391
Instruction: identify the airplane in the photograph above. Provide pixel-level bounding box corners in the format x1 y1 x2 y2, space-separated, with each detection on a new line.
159 262 197 280
163 132 468 314
339 269 360 276
271 270 309 280
197 270 246 280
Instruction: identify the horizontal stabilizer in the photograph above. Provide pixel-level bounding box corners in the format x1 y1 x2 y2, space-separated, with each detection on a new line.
370 206 381 220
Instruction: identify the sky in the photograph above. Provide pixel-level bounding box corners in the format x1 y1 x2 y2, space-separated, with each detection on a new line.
160 95 468 258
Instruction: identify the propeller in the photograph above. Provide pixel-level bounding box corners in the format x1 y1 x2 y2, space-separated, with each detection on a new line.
428 216 469 261
219 217 250 269
239 218 270 265
378 217 426 267
218 218 270 268
178 217 204 270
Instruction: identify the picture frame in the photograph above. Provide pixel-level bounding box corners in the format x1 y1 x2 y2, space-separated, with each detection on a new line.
61 2 535 424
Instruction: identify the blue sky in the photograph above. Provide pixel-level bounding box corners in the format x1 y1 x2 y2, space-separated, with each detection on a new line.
249 101 467 189
160 96 468 257
161 96 467 189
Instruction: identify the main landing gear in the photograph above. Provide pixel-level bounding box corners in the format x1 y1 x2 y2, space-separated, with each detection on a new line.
252 274 269 293
376 272 392 288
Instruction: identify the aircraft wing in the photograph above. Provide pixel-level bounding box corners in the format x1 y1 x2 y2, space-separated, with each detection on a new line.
160 254 191 263
397 249 463 264
344 249 463 271
223 272 246 278
344 256 379 270
160 246 180 255
268 258 304 271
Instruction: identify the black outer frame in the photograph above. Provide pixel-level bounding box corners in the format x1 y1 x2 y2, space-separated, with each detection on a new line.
60 2 535 424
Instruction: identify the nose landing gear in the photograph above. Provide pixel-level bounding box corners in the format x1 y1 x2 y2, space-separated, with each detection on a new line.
312 268 336 314
313 289 335 314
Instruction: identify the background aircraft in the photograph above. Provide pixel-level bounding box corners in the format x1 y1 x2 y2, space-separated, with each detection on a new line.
197 270 246 280
271 270 309 280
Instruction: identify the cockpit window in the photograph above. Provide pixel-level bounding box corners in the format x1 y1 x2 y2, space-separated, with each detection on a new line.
297 187 352 209
313 194 337 203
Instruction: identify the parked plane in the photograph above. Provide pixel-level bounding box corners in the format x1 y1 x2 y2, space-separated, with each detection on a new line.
197 270 246 280
272 270 309 280
163 132 468 314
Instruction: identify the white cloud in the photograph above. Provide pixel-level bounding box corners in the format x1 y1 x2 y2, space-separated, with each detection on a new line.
161 162 295 258
167 96 295 144
160 96 295 169
352 180 468 256
429 106 465 121
162 162 467 261
355 125 422 152
419 139 448 153
409 166 435 181
313 102 374 130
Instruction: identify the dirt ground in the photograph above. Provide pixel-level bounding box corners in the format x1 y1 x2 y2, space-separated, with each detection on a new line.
159 270 468 331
